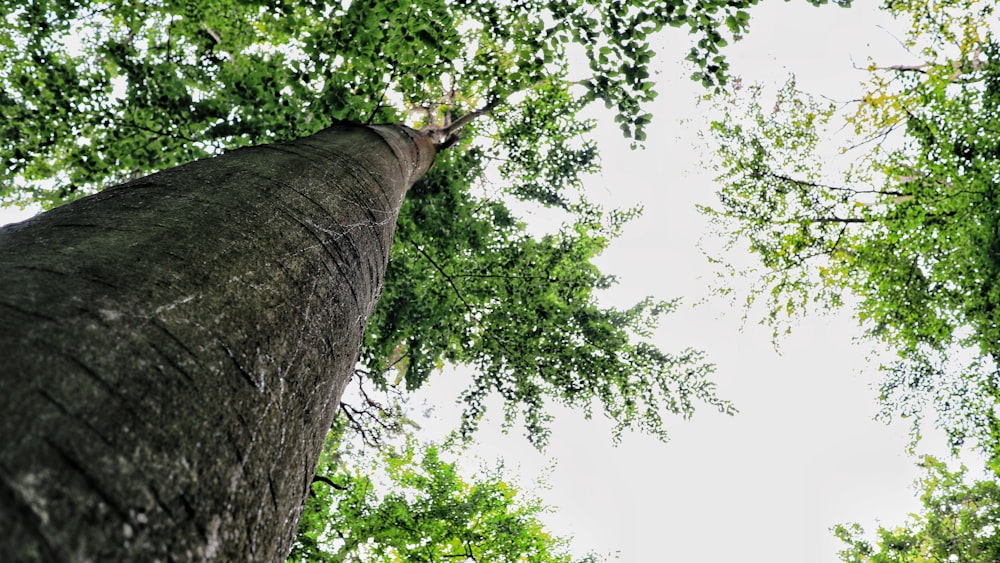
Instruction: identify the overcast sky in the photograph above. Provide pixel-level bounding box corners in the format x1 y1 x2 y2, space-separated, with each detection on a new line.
0 2 968 561
413 2 960 562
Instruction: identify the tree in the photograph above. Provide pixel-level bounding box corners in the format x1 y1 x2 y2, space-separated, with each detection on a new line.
835 456 1000 563
0 122 434 562
702 0 1000 459
697 2 1000 557
0 0 848 559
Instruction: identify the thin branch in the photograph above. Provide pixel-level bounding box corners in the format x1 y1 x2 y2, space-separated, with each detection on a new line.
883 64 928 73
341 401 393 439
764 170 905 197
828 223 849 257
404 237 531 409
851 58 930 74
770 216 870 226
367 66 397 125
339 403 375 447
201 24 222 44
356 376 382 410
448 272 557 281
875 23 921 60
842 121 904 153
406 236 474 311
310 475 346 492
385 346 409 372
810 217 870 224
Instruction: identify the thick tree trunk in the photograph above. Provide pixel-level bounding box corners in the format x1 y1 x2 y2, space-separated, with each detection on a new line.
0 123 435 561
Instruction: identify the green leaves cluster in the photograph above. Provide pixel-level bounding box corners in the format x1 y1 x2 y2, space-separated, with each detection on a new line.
702 79 850 330
364 149 733 447
0 0 840 204
835 457 1000 563
290 428 605 563
695 2 1000 558
702 2 1000 457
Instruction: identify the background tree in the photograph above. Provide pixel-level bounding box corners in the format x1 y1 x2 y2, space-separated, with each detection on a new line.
0 0 852 559
290 419 607 563
695 0 1000 557
702 0 1000 460
835 456 1000 563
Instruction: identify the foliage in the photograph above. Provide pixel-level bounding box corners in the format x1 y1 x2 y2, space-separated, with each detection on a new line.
366 149 732 446
289 422 608 563
0 0 823 205
702 78 849 331
834 456 1000 563
702 0 1000 457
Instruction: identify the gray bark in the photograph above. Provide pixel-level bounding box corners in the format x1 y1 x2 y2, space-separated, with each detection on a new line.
0 123 435 561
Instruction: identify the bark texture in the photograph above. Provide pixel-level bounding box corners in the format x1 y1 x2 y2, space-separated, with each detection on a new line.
0 123 435 562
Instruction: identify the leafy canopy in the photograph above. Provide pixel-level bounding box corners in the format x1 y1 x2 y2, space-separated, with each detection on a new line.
703 0 1000 458
0 0 827 204
835 456 1000 563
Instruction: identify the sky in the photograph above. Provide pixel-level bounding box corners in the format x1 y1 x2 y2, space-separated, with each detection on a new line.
0 2 969 561
409 2 959 562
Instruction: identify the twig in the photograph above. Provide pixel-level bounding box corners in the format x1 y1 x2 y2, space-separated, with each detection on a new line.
367 66 397 125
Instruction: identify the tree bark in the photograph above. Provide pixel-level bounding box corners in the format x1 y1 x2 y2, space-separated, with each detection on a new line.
0 123 435 561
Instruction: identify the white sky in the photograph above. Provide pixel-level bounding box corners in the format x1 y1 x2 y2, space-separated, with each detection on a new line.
0 3 967 561
413 2 961 562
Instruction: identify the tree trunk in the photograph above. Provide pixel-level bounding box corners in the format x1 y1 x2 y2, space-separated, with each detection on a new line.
0 123 435 562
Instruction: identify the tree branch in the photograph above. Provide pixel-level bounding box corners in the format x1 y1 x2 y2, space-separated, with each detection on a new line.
310 475 346 492
423 97 500 149
763 170 905 197
406 236 474 312
811 216 870 224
